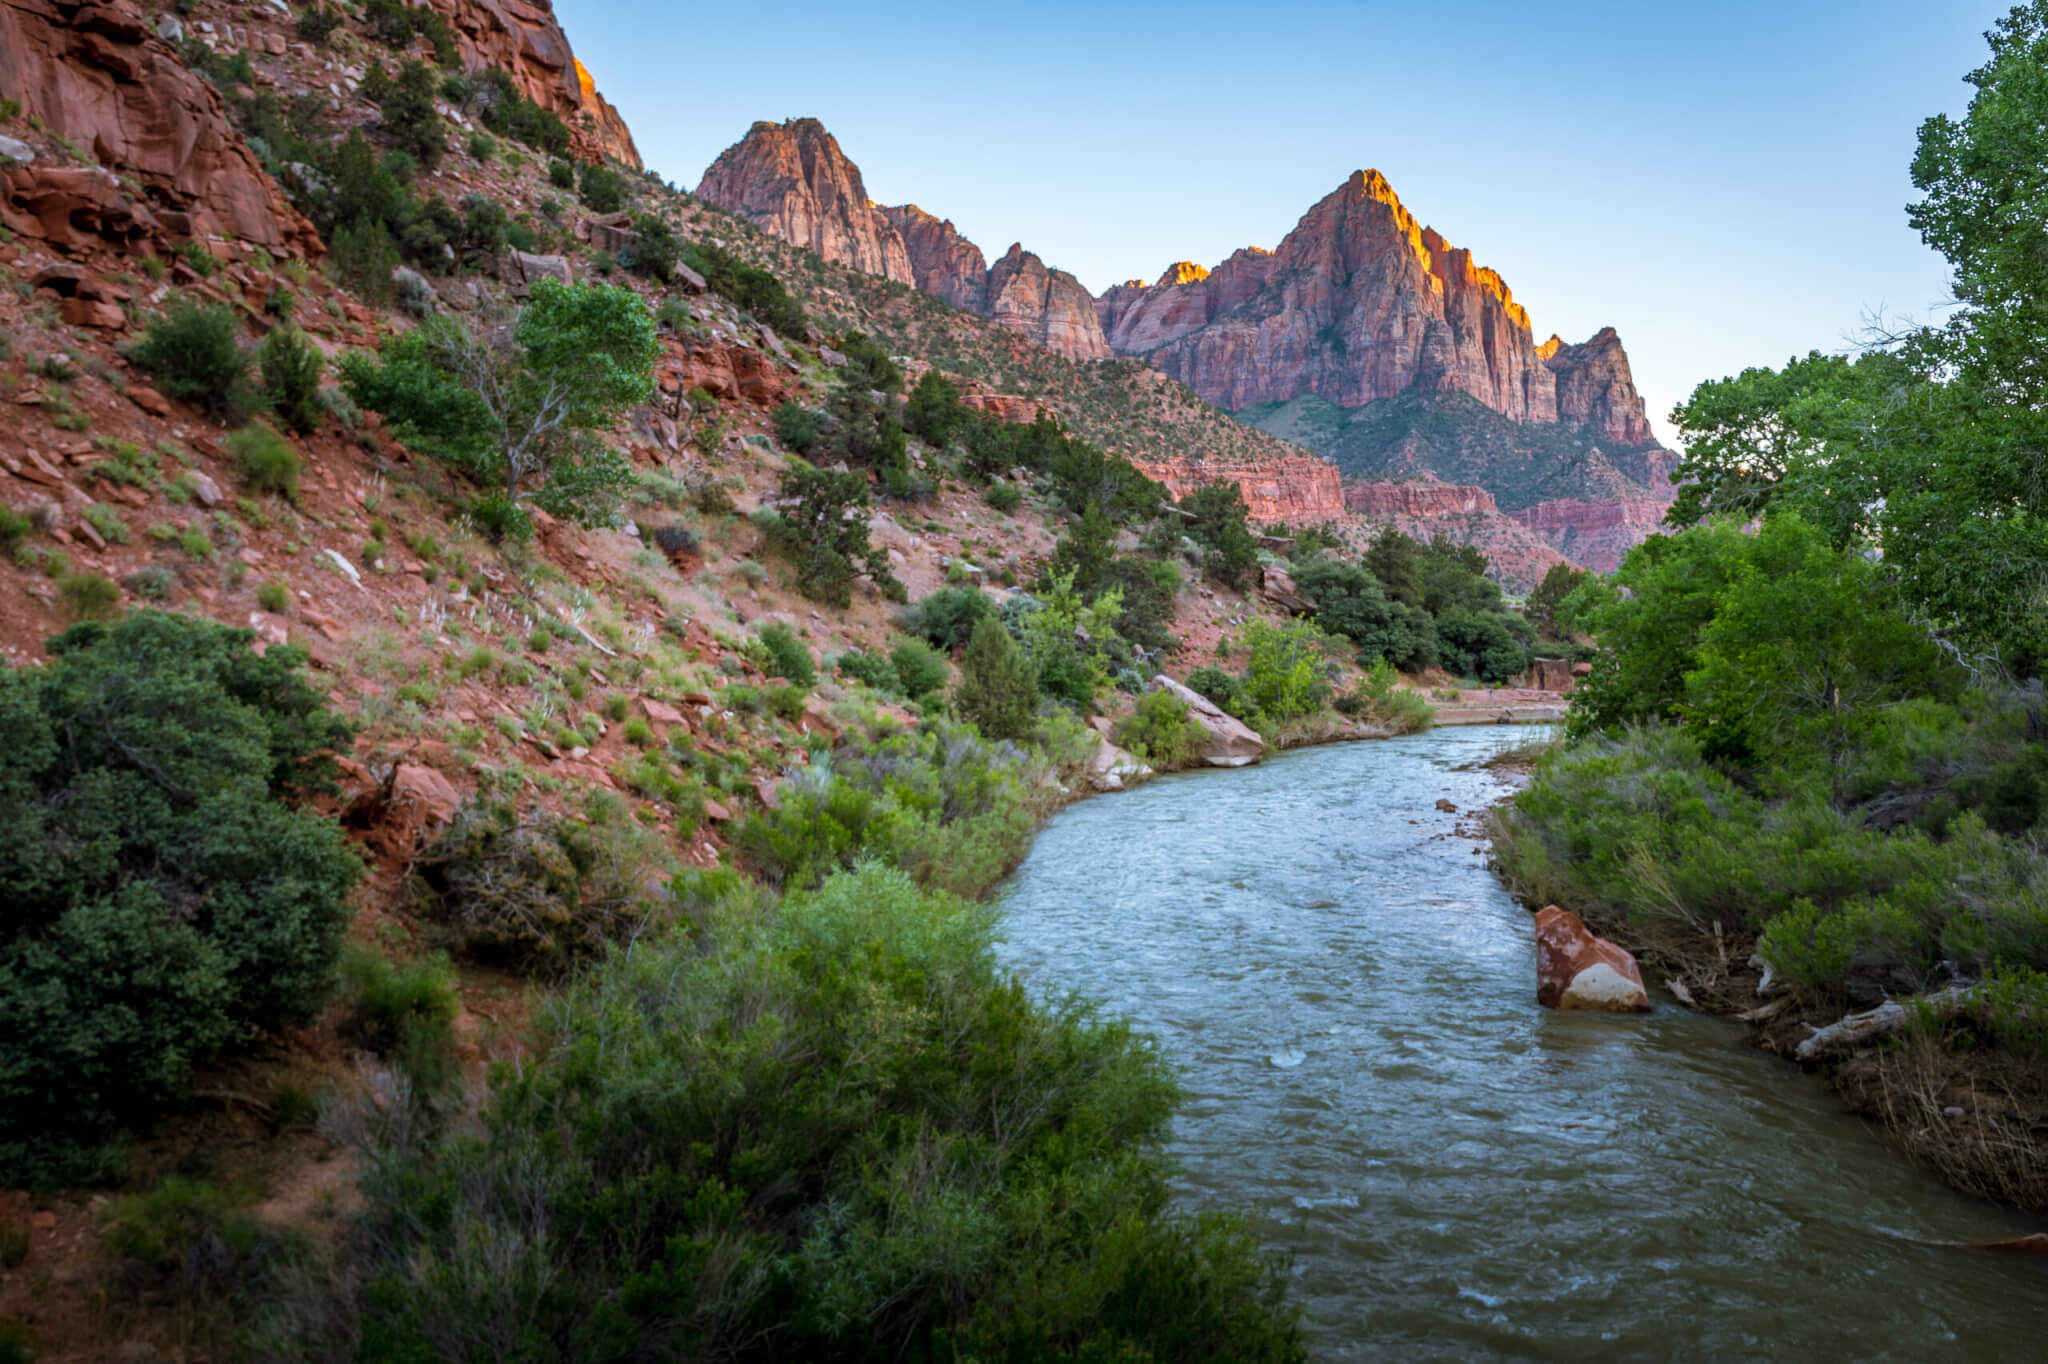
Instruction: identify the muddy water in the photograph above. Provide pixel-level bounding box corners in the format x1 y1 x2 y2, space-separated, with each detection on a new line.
995 728 2046 1360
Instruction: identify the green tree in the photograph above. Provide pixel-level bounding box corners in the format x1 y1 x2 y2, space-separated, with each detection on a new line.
342 279 659 537
904 370 965 447
1235 617 1339 729
257 325 324 434
954 615 1039 741
1364 529 1425 607
1180 481 1260 589
1525 562 1590 641
0 613 360 1181
775 464 901 607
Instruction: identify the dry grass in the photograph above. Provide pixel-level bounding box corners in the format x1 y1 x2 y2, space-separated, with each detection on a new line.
1859 1033 2048 1212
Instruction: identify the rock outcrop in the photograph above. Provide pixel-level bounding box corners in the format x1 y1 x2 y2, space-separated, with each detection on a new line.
1533 906 1651 1014
1506 494 1673 575
696 119 914 284
1152 675 1264 768
437 1 641 169
1130 451 1346 524
985 244 1111 361
880 204 987 311
1344 478 1498 518
0 0 319 254
1540 327 1654 447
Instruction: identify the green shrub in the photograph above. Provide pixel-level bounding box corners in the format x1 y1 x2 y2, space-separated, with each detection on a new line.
837 648 901 695
81 503 128 545
257 325 324 434
0 612 360 1181
1340 660 1435 735
287 859 1304 1361
984 481 1023 514
55 569 119 621
757 622 815 689
889 636 950 702
413 799 673 976
955 615 1038 742
0 505 30 553
903 585 995 650
126 299 247 418
577 160 627 213
297 5 341 44
338 944 459 1091
122 566 177 602
225 421 302 502
547 158 575 189
1119 688 1198 770
773 401 823 453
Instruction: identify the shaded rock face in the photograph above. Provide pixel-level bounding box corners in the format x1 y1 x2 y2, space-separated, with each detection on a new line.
1506 492 1674 574
1541 327 1654 447
0 0 319 253
696 118 913 285
985 243 1110 361
880 204 987 311
1130 451 1346 523
437 0 641 168
1533 906 1651 1014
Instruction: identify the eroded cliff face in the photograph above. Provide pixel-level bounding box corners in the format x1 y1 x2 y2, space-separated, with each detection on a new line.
0 0 320 254
880 204 987 312
1130 451 1346 524
1109 171 1587 423
1540 327 1654 447
1344 477 1498 518
696 118 914 285
696 120 1112 362
986 244 1110 361
438 0 641 169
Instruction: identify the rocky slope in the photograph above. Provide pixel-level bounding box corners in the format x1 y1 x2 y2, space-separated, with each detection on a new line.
0 0 321 254
695 118 1112 362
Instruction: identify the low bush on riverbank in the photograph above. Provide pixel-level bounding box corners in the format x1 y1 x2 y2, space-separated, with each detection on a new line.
262 863 1307 1362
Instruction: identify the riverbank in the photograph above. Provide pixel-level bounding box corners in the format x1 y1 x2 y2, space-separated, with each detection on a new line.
996 728 2048 1357
1481 750 2048 1219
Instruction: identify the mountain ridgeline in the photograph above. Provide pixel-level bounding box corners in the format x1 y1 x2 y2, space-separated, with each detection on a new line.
695 117 1677 572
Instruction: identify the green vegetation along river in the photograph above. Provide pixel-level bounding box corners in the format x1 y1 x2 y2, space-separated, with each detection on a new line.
995 728 2046 1360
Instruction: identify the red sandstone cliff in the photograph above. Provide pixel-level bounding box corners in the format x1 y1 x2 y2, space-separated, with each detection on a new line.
880 204 987 312
1540 327 1654 447
1107 171 1579 421
0 0 319 254
986 244 1110 361
438 0 640 169
696 120 1111 362
1130 452 1346 524
1344 478 1498 518
1506 494 1672 574
696 119 914 285
1098 170 1661 459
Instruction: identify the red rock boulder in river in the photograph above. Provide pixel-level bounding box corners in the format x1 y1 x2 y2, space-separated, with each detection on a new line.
1533 906 1650 1013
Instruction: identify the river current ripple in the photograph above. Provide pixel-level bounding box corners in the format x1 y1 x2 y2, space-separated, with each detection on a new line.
993 728 2045 1361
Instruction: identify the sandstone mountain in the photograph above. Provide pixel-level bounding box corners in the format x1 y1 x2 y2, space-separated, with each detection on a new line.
696 118 1112 362
693 121 1675 572
438 0 643 168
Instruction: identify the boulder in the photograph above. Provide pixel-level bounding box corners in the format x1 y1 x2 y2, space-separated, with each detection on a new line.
1530 657 1575 692
1086 735 1151 792
1151 674 1264 768
1260 563 1314 615
1533 906 1650 1014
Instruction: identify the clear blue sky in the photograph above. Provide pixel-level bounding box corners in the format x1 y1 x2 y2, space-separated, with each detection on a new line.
558 0 2007 445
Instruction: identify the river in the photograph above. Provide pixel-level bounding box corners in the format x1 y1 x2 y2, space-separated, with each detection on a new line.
993 727 2046 1360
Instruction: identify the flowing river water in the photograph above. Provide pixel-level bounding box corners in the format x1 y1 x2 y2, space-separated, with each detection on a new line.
994 727 2047 1360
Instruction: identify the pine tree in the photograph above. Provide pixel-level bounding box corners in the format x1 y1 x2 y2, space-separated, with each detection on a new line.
953 615 1038 741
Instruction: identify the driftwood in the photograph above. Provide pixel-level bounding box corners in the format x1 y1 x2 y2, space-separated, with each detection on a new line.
1795 987 1975 1062
1750 953 1785 998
